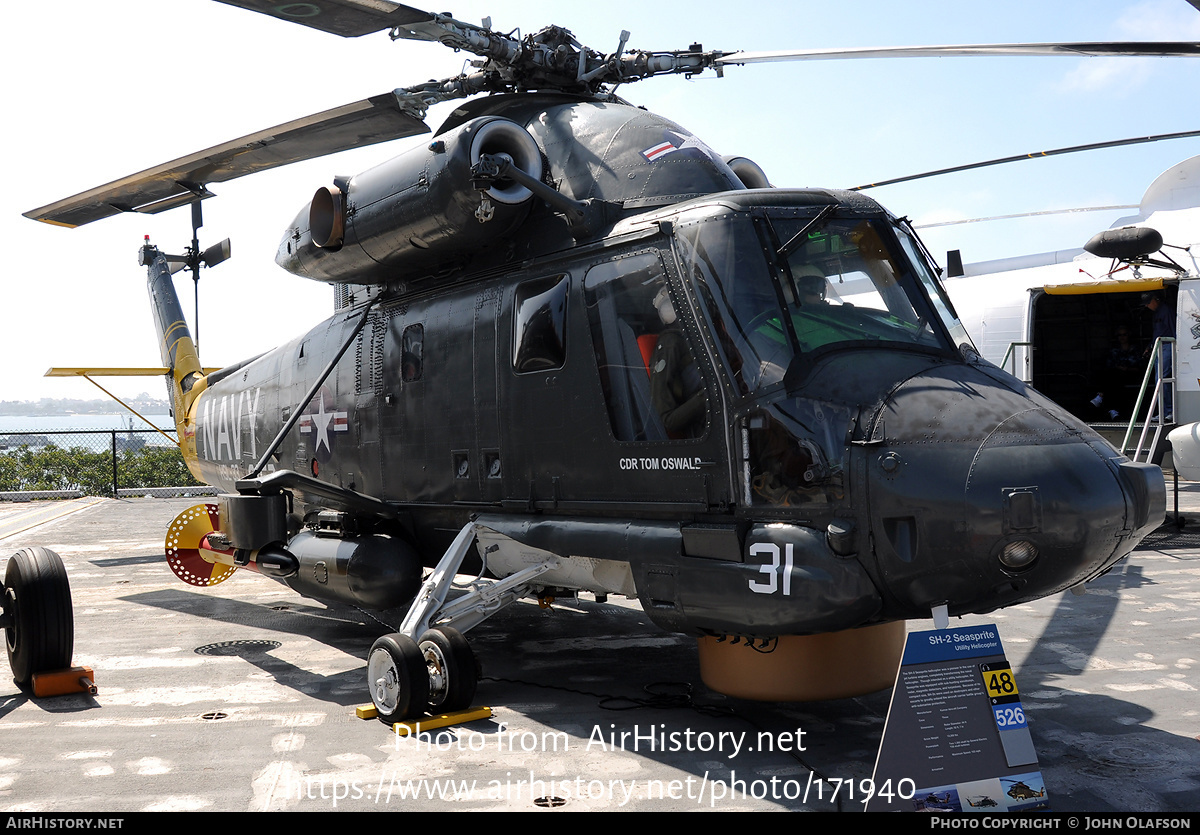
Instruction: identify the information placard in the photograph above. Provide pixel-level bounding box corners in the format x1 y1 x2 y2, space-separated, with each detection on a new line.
865 624 1050 812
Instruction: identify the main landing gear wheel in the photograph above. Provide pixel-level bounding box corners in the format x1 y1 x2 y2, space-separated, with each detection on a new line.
368 633 429 723
4 548 73 688
419 627 478 713
165 504 236 587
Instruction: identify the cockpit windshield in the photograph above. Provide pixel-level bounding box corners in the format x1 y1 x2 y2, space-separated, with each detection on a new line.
673 207 970 396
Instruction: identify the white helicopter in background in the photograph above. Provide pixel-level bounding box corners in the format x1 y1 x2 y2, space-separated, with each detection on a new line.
939 152 1200 474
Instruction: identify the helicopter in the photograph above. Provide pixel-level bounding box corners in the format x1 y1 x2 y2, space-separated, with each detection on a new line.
12 0 1189 722
1003 778 1047 801
939 153 1200 462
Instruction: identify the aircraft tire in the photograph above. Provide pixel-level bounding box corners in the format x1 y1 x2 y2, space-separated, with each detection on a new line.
418 627 477 713
367 633 428 723
3 548 73 688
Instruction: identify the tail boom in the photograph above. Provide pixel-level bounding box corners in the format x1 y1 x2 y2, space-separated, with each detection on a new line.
143 241 206 478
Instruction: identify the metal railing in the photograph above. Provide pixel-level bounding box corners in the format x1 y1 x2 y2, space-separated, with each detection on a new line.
1000 341 1032 379
0 428 215 500
1121 336 1175 463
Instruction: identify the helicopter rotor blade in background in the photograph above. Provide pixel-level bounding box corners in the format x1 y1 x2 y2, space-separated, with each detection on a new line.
25 94 430 228
914 204 1140 230
718 42 1200 64
849 129 1200 192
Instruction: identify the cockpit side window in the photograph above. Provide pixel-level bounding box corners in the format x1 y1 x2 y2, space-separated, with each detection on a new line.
893 224 976 353
674 214 792 396
584 253 708 442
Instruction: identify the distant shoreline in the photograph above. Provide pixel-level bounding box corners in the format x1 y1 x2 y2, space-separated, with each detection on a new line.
0 398 171 418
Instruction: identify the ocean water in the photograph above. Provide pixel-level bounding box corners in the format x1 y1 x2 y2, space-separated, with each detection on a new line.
0 414 176 450
0 414 173 431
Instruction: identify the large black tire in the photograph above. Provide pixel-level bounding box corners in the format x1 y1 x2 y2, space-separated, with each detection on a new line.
418 626 478 713
4 548 73 688
367 633 428 723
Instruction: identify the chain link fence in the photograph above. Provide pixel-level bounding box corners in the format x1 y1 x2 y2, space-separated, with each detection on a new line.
0 429 216 500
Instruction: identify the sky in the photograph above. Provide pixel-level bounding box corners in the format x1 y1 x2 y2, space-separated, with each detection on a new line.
3 0 1199 402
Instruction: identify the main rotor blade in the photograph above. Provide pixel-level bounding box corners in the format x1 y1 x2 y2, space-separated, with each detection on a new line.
850 129 1200 191
213 0 487 44
214 0 518 64
26 94 430 228
719 42 1200 63
213 0 433 38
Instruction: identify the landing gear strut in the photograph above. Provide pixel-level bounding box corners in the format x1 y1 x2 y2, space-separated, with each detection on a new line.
366 521 558 723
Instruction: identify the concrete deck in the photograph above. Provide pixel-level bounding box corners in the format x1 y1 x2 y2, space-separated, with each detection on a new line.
0 492 1196 812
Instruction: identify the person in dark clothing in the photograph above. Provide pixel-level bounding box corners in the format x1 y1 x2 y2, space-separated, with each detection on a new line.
1142 292 1175 421
648 286 706 437
1090 325 1143 420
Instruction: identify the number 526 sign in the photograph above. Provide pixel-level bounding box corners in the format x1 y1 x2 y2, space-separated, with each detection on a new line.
981 662 1028 730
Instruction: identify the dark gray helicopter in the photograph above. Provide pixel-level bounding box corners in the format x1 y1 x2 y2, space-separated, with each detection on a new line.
17 0 1182 721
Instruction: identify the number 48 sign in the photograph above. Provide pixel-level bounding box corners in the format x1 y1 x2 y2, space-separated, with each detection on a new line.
982 662 1028 730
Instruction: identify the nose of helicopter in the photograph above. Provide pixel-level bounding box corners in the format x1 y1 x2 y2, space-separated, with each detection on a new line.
863 364 1164 619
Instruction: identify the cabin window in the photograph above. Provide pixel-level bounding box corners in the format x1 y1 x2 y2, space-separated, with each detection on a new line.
512 275 568 373
584 253 708 442
401 323 423 382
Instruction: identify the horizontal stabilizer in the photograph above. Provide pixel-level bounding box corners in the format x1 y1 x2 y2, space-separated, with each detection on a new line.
25 96 430 228
46 367 221 377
